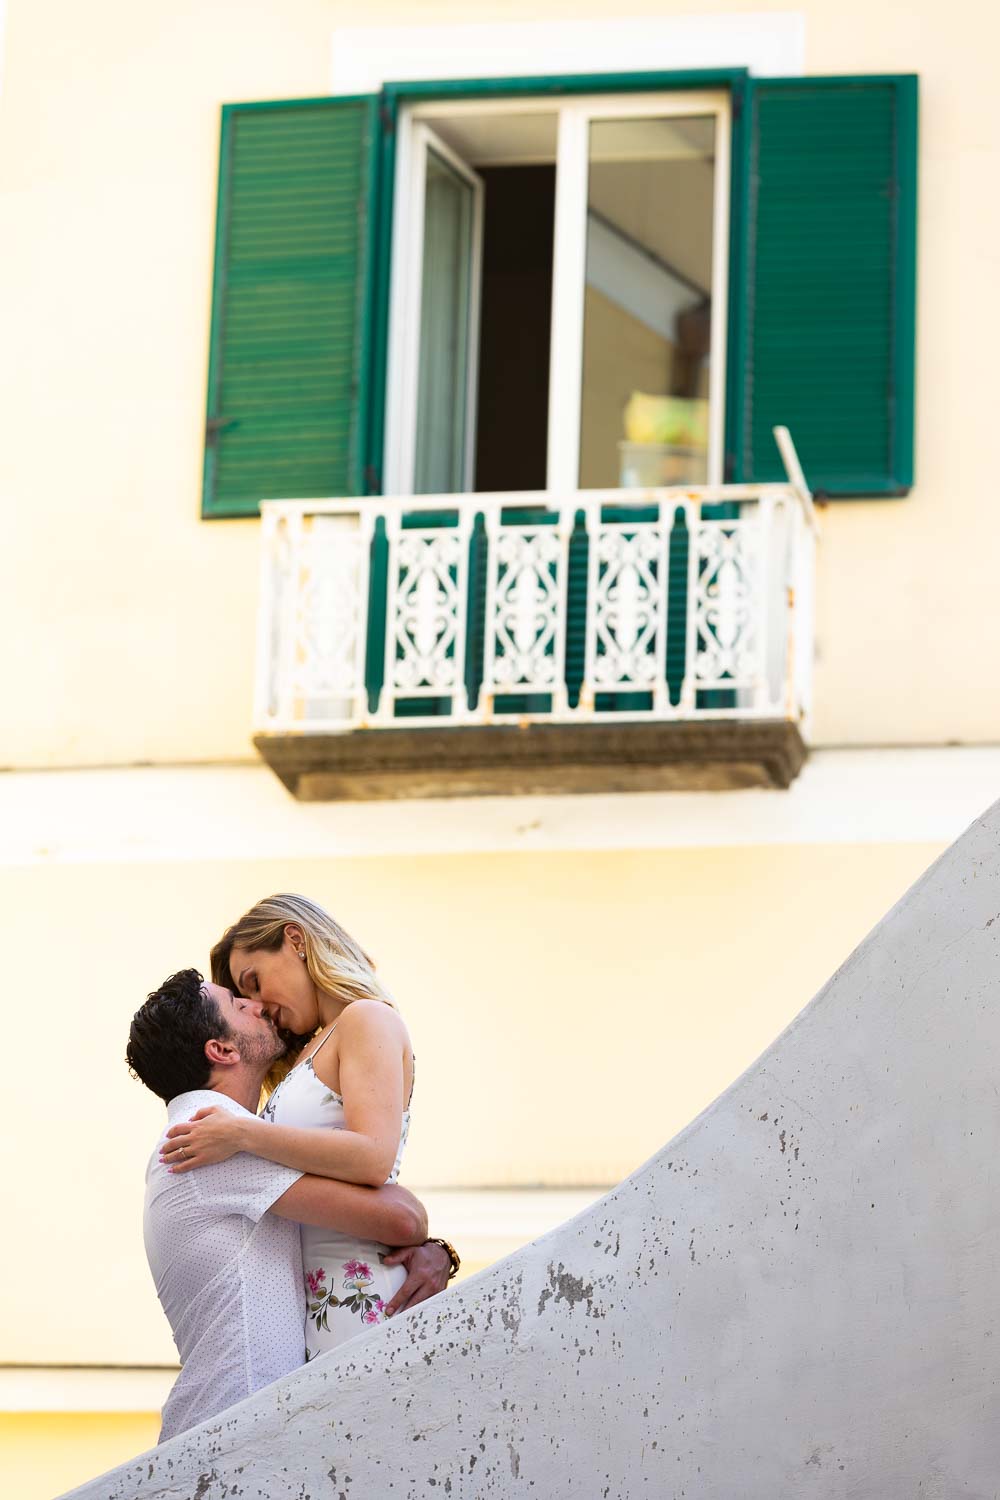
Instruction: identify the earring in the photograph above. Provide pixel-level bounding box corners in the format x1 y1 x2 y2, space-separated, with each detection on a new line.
298 950 306 960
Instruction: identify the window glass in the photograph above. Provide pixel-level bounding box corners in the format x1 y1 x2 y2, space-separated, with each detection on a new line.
579 115 716 489
414 150 477 494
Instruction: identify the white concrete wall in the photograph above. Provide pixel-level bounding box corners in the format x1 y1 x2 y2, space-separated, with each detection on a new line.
66 800 1000 1496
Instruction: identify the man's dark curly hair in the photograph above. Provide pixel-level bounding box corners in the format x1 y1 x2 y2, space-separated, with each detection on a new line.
126 968 231 1103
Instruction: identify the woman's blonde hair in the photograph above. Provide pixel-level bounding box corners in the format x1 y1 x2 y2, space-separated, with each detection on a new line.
211 894 395 1096
211 893 396 1013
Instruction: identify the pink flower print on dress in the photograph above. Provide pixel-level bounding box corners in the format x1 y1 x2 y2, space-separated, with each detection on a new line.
361 1297 386 1326
341 1259 373 1291
341 1259 372 1281
306 1269 326 1297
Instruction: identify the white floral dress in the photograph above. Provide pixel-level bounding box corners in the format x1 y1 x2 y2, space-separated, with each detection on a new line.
261 1023 411 1359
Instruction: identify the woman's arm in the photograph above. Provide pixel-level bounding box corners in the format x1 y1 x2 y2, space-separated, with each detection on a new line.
163 1003 406 1187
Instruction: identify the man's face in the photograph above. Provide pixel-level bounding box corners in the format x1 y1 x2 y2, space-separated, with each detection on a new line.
203 981 287 1069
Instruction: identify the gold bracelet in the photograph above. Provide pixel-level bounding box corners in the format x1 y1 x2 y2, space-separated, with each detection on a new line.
426 1236 461 1280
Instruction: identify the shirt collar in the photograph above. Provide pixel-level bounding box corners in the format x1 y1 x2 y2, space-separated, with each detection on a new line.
166 1089 252 1124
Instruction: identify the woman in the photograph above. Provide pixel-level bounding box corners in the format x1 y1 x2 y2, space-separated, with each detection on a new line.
160 894 426 1358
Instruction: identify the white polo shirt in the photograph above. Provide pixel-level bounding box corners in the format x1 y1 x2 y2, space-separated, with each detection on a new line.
143 1090 305 1442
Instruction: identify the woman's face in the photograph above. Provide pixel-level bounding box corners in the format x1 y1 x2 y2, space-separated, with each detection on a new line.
229 929 320 1035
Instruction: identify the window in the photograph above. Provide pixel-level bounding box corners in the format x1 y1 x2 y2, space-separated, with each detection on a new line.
201 72 917 518
580 114 721 489
386 92 730 498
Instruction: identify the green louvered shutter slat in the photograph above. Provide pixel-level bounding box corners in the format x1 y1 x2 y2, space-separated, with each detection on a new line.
203 97 379 517
741 76 918 496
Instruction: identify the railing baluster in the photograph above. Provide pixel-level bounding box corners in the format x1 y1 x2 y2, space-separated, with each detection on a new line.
579 501 599 715
281 509 303 729
552 504 573 716
680 499 699 714
653 501 668 717
451 508 473 721
253 504 280 728
482 503 570 712
378 507 471 723
377 510 403 724
583 501 671 713
791 502 817 734
293 512 371 726
354 510 374 724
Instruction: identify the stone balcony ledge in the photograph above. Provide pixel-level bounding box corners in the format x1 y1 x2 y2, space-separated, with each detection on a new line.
256 716 808 800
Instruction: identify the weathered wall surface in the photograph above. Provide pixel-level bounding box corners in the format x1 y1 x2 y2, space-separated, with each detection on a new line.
66 801 1000 1497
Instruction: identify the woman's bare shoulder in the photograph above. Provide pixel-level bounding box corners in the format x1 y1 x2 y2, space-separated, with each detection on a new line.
339 999 409 1043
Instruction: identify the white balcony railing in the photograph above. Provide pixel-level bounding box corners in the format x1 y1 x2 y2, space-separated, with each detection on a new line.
254 428 817 738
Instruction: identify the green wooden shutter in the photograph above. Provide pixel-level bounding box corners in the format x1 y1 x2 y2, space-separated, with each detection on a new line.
738 76 918 496
202 97 380 518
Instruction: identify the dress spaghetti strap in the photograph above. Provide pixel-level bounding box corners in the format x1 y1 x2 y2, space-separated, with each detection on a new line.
304 1021 337 1066
306 1017 414 1108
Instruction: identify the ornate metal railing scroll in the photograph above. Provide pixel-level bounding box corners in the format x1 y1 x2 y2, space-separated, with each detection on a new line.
377 509 473 722
481 507 573 716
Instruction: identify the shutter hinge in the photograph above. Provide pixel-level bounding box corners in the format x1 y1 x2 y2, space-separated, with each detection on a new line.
732 87 744 124
723 451 736 482
378 103 395 136
364 464 381 494
205 416 239 445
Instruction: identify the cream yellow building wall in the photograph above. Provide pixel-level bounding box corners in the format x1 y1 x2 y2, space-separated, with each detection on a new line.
3 834 941 1368
0 1415 160 1500
2 4 997 1492
0 0 998 770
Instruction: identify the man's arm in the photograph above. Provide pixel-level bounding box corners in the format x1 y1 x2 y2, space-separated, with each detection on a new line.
270 1177 427 1247
270 1179 454 1316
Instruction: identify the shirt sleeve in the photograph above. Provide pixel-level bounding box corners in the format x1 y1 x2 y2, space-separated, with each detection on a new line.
190 1152 303 1224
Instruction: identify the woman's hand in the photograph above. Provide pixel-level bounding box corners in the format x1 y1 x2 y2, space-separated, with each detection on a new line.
161 1107 247 1172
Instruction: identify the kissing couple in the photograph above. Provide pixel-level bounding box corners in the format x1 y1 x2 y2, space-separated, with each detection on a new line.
127 892 458 1441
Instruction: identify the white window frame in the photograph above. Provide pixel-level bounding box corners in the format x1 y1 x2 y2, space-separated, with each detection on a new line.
384 89 731 496
385 122 484 498
550 90 731 491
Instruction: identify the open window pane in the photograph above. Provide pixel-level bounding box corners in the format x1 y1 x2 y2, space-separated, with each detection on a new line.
579 115 717 489
414 149 480 494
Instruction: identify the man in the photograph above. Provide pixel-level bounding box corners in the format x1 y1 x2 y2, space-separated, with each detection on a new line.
126 969 454 1442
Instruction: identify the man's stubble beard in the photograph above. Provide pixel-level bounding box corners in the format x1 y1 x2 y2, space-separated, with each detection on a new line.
238 1026 289 1070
